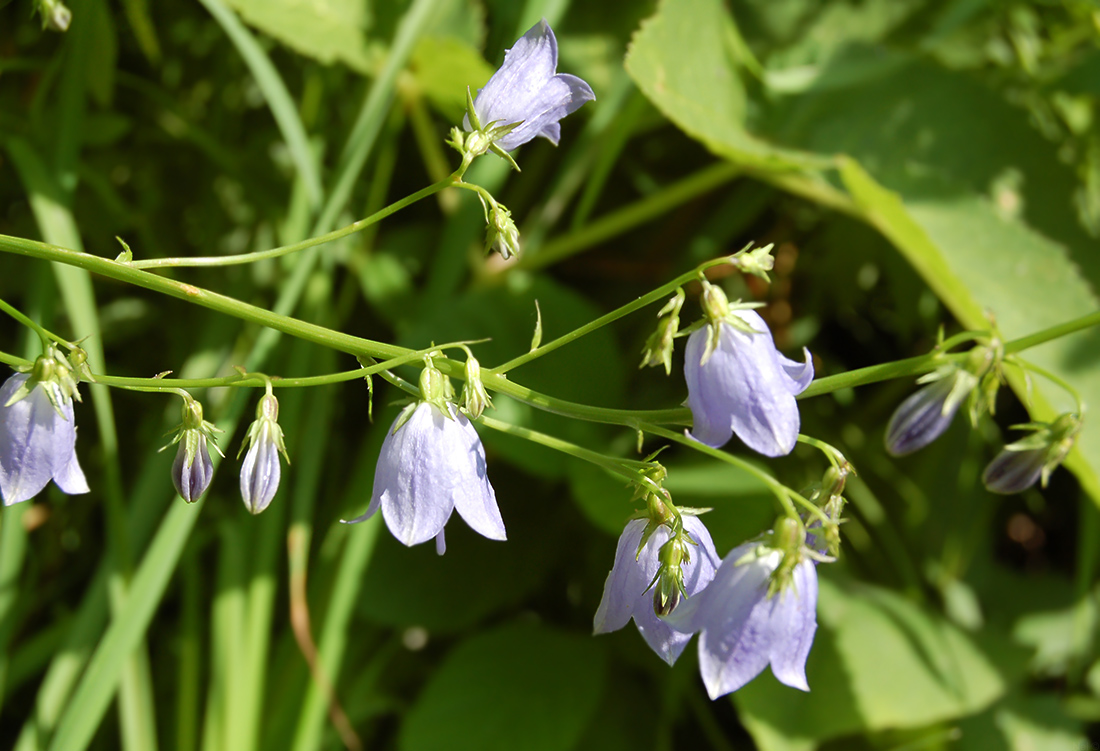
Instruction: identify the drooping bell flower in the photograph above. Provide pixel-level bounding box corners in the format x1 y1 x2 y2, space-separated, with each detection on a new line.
983 413 1082 494
239 391 289 514
685 283 813 457
462 19 594 153
165 393 222 503
345 363 505 555
664 531 818 699
594 514 719 665
885 344 1001 456
0 351 88 505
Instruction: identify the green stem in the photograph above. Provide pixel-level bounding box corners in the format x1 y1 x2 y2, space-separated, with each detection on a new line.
0 342 479 392
1010 357 1086 415
1 234 1097 433
492 260 716 374
129 174 460 269
0 297 64 347
476 414 650 484
1004 310 1100 354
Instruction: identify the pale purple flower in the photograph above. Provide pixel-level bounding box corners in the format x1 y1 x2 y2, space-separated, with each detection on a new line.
665 542 818 699
0 372 89 505
239 393 288 514
685 310 814 457
173 438 213 503
593 516 719 665
884 369 978 457
982 447 1045 495
463 20 594 151
346 402 505 554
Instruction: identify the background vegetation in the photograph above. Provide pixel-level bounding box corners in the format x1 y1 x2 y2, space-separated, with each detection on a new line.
1 0 1099 749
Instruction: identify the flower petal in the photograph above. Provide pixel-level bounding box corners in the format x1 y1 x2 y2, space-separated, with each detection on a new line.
593 519 650 634
884 377 960 457
240 426 281 514
448 410 506 540
464 20 594 151
0 375 77 505
494 73 594 151
767 559 817 691
779 348 814 395
685 312 804 457
634 516 721 665
982 446 1046 494
694 552 777 699
684 329 734 448
373 403 456 546
53 445 89 495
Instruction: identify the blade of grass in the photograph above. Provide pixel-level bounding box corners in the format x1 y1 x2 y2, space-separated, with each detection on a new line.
197 0 324 211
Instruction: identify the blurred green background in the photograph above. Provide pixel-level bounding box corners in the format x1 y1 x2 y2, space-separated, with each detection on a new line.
1 0 1099 749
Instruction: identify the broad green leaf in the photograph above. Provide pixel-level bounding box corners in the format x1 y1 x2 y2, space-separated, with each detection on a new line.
624 0 827 170
222 0 374 73
399 622 606 751
736 578 1006 747
956 692 1088 751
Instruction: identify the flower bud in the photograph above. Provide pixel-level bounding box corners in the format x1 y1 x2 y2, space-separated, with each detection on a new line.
173 435 213 503
239 393 289 514
884 369 976 456
461 356 492 420
732 244 775 281
488 204 521 260
37 0 71 31
982 413 1082 494
164 395 222 503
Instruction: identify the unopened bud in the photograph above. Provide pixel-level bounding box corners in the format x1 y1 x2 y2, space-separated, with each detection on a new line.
461 356 492 419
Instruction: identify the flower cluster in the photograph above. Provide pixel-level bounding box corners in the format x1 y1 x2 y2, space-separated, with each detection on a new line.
595 510 822 699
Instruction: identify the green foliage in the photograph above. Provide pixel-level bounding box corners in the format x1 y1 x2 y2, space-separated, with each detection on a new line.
0 0 1098 749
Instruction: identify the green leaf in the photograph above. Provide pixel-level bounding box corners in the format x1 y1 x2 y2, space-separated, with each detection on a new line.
399 622 606 751
736 578 1006 748
624 0 826 170
221 0 374 73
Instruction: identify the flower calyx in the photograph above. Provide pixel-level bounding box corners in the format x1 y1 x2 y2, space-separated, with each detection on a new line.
8 345 82 417
639 289 685 375
696 280 765 366
460 354 492 420
730 243 775 282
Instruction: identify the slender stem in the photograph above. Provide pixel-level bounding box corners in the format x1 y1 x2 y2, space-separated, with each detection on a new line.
0 297 65 347
1004 310 1100 354
492 257 728 374
1010 357 1086 414
476 414 650 484
129 174 461 269
0 342 479 392
795 434 845 469
1 233 1097 432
